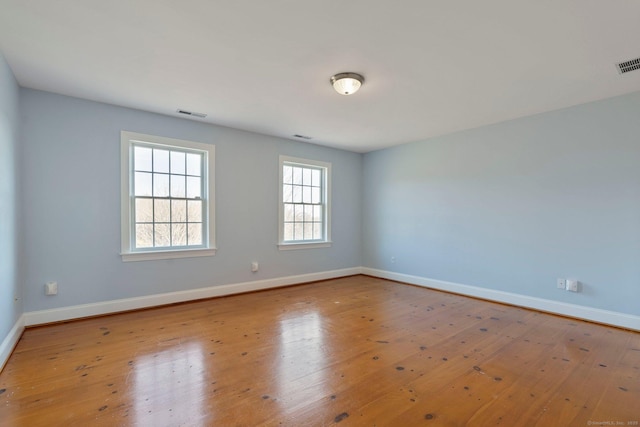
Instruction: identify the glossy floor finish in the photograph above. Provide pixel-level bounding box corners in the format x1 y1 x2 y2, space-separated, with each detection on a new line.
1 276 639 426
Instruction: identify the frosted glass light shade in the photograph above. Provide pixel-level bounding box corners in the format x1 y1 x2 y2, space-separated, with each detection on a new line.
330 73 364 95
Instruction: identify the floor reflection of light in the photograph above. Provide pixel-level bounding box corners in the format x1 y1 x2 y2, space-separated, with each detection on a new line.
133 341 206 425
277 312 327 404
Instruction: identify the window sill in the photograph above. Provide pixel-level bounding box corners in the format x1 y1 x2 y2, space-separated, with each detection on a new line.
121 248 217 262
278 241 332 251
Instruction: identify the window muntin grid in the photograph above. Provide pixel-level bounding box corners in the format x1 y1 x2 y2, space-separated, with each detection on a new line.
132 143 205 249
282 163 325 242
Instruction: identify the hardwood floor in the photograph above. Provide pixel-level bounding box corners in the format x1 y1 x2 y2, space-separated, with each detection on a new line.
1 275 638 426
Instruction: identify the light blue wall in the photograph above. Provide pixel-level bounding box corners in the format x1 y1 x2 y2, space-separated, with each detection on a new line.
20 89 362 312
0 53 22 339
363 92 640 316
15 82 640 318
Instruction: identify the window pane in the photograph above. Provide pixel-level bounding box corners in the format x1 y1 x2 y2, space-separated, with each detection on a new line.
283 165 293 184
153 149 170 173
172 199 187 222
170 174 186 198
304 223 313 240
312 187 321 204
154 199 170 223
284 223 294 241
283 184 292 203
134 146 153 172
170 151 186 174
187 200 202 222
292 185 302 203
172 223 187 246
153 173 169 197
188 223 202 246
187 176 201 199
284 204 294 221
135 224 153 248
313 205 322 221
155 224 171 247
302 186 311 203
294 223 303 240
134 172 152 197
187 153 201 176
312 169 320 187
302 168 311 186
313 223 322 240
304 205 313 221
292 167 302 185
135 198 153 223
294 204 304 221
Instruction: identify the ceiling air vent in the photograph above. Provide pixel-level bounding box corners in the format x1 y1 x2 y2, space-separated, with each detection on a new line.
293 134 313 140
616 57 640 75
177 109 207 118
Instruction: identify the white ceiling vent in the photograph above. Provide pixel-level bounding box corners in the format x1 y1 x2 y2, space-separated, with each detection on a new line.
177 109 207 118
616 57 640 74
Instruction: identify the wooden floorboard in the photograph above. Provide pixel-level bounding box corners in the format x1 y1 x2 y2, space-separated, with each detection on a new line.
1 275 638 426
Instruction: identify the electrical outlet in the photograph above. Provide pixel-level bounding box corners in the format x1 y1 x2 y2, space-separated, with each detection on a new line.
45 281 58 295
566 279 579 292
251 262 259 273
557 278 566 290
391 256 396 264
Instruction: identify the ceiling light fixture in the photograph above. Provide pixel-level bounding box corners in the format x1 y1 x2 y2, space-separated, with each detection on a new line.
330 72 364 95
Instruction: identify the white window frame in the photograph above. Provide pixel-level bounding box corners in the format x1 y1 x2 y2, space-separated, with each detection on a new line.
120 131 216 262
278 155 331 250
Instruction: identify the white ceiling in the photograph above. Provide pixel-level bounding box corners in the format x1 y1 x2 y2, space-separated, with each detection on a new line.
1 1 640 153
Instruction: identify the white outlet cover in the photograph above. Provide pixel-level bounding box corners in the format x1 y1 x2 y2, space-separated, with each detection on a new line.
45 281 58 295
566 280 579 292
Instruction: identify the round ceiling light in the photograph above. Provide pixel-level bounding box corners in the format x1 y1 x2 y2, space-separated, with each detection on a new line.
330 72 364 95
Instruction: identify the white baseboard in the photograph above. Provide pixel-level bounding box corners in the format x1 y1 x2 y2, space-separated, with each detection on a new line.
0 315 25 372
21 266 640 331
24 267 362 326
362 268 640 331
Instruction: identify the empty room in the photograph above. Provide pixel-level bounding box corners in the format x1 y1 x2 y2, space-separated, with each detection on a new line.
1 1 639 426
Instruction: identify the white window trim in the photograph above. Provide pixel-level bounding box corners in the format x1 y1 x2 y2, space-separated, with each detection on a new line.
120 131 216 262
278 155 332 250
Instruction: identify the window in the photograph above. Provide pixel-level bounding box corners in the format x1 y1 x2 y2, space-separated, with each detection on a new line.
279 156 331 249
121 131 215 261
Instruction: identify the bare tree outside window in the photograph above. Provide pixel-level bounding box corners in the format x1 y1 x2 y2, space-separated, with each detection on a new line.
132 145 204 249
